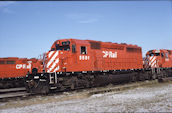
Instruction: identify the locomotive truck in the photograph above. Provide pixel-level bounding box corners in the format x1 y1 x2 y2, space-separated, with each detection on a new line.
0 57 43 88
25 39 172 94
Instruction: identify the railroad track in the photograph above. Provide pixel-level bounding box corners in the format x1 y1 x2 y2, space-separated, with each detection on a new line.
0 87 26 94
0 87 30 102
0 77 172 102
89 77 172 95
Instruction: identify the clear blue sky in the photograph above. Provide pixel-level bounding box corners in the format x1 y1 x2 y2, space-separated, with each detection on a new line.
0 1 172 58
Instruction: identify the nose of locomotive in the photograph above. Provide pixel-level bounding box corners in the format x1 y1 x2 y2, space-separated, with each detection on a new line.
46 51 60 73
148 56 157 68
144 55 157 68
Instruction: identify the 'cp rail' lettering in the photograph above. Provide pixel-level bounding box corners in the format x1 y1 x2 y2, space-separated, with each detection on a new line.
102 51 117 58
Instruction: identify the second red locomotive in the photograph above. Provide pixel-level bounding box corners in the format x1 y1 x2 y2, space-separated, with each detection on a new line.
0 57 43 88
144 49 172 68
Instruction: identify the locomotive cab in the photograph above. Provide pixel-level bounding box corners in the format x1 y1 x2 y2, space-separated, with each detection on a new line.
47 39 71 72
45 39 93 73
145 49 172 68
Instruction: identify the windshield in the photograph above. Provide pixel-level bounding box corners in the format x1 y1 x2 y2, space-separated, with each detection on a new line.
155 53 160 56
51 41 70 51
148 53 160 56
149 53 154 56
56 44 70 51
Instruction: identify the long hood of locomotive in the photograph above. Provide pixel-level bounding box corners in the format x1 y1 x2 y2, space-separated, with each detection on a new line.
46 51 60 73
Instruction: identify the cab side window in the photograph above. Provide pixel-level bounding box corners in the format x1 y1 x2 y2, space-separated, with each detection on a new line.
80 46 87 54
165 53 169 58
161 53 164 57
72 45 76 53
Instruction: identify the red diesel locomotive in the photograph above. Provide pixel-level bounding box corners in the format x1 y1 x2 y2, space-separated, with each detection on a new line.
0 57 43 88
45 39 143 73
144 49 172 68
25 39 172 94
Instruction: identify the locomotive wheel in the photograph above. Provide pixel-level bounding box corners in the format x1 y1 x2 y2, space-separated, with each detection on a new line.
25 85 31 93
147 74 151 80
70 83 75 90
131 75 136 82
4 83 10 89
85 82 90 88
26 80 50 94
35 81 50 94
142 76 145 81
0 83 3 89
152 74 157 80
41 85 49 94
138 75 144 81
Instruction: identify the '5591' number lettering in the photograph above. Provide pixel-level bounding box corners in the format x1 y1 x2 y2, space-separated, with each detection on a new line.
102 51 117 58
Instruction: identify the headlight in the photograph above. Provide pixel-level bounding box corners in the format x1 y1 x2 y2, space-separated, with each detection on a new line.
34 76 39 79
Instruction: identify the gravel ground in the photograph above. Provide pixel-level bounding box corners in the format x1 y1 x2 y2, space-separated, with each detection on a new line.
0 82 172 113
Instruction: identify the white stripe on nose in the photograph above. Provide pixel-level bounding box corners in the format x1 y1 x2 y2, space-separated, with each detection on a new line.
53 66 60 72
48 58 59 72
47 51 59 68
48 51 54 58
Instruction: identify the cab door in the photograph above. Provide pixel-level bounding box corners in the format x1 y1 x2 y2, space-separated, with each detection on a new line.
77 44 93 71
